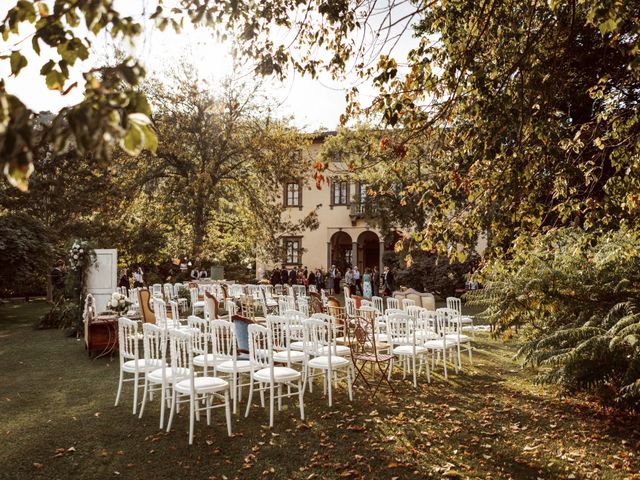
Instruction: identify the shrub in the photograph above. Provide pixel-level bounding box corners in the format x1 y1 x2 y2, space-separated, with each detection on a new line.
468 227 640 409
0 213 54 298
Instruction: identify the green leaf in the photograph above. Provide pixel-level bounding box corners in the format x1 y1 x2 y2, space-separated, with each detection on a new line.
10 51 28 76
45 70 65 90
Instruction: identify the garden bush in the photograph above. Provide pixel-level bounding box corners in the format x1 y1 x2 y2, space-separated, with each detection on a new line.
468 227 640 409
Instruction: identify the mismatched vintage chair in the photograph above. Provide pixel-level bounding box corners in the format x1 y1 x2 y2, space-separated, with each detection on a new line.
138 288 156 324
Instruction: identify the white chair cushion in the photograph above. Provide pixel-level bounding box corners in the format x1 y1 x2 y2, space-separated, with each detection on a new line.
174 376 228 395
317 345 351 356
215 359 254 373
147 367 189 384
193 354 224 367
273 350 306 363
392 345 428 355
289 341 305 351
254 366 301 383
307 355 350 369
415 331 438 341
445 334 471 343
122 358 165 373
193 301 206 308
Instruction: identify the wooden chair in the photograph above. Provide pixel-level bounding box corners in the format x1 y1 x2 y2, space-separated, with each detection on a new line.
308 292 324 314
138 288 156 324
204 291 219 320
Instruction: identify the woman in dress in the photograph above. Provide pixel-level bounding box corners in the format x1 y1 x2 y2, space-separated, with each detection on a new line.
362 267 373 299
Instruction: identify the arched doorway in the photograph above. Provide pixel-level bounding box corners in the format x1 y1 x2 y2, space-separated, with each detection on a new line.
358 231 380 271
330 231 353 272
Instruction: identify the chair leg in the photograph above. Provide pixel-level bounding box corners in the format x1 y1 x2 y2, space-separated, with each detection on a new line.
115 369 124 407
160 383 167 430
167 389 177 432
298 380 305 420
277 384 282 411
443 351 448 379
225 391 232 436
206 395 212 425
327 368 333 407
347 366 353 401
269 384 275 428
132 371 139 415
138 378 148 419
468 343 473 364
232 373 238 415
189 395 195 445
412 356 417 387
244 377 254 418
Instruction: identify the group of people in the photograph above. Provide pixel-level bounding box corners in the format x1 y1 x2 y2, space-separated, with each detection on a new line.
269 264 395 299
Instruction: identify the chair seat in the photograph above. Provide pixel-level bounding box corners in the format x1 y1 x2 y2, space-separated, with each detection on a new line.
317 345 351 356
445 334 471 343
147 367 190 384
193 301 205 308
216 359 254 373
193 353 226 367
122 358 165 373
174 376 228 394
307 355 350 369
392 345 428 356
352 352 394 362
273 350 306 363
254 366 301 383
373 333 389 343
423 339 454 350
460 316 473 324
416 330 438 340
289 340 305 351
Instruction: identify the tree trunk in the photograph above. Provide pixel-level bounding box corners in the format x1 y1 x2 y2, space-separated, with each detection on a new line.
192 188 206 258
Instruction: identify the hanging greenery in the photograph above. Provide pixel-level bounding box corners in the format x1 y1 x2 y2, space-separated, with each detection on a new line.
39 239 96 332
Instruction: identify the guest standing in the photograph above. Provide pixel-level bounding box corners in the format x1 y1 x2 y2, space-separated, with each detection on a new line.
362 267 373 299
372 266 380 297
382 266 394 296
51 259 66 300
133 267 144 288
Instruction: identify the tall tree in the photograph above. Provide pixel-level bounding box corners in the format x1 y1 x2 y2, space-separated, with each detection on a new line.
138 67 317 260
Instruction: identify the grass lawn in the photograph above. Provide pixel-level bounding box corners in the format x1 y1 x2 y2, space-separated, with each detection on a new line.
1 299 638 480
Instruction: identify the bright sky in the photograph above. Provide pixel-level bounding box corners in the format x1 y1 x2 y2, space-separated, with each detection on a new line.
1 1 417 132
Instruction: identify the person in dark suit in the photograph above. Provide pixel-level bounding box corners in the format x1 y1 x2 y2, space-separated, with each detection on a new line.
288 267 297 285
307 269 316 289
270 267 280 286
372 266 380 297
51 259 66 300
382 266 394 296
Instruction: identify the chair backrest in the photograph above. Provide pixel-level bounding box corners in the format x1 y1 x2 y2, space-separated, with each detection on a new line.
401 298 416 310
438 307 461 335
168 329 195 385
142 322 166 365
308 284 317 293
371 296 384 314
248 324 271 370
231 315 253 353
418 310 438 336
349 316 380 359
240 295 257 321
190 287 199 305
297 297 309 317
266 315 291 358
138 288 156 324
152 297 167 328
360 299 372 308
343 285 351 298
128 288 139 307
311 313 342 344
308 292 324 314
345 297 356 318
152 283 163 297
274 284 283 295
386 313 415 347
163 283 174 300
210 319 236 361
204 291 218 320
357 305 378 321
386 297 399 310
118 317 139 363
406 305 425 319
187 315 210 357
446 297 462 315
169 300 180 325
302 318 330 358
225 299 237 321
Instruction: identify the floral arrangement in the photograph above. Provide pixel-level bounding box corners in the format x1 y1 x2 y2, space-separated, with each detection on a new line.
68 241 89 271
108 292 132 315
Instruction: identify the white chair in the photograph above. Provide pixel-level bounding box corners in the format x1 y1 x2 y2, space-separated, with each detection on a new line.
372 296 384 314
297 297 310 317
188 315 217 375
128 288 140 313
244 324 305 427
422 310 460 380
283 309 307 345
440 307 472 366
225 298 237 321
345 297 356 319
360 299 373 308
401 298 416 310
310 313 351 357
406 305 425 320
386 313 430 386
166 329 231 444
210 319 254 414
114 317 148 414
308 285 317 293
138 323 175 428
267 315 306 367
302 318 353 406
386 297 399 310
190 287 205 316
152 283 163 298
446 296 475 338
274 284 283 296
163 283 174 301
